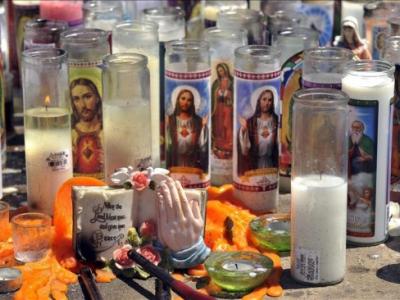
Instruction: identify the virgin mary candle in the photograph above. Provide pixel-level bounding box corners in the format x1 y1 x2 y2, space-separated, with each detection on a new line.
342 60 395 245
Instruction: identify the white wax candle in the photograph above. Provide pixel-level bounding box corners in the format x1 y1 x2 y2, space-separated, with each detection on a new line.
25 107 73 215
103 100 152 182
291 175 347 284
342 71 394 244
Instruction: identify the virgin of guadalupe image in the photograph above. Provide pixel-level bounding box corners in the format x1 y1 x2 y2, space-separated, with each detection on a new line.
166 87 208 173
211 63 234 159
237 88 279 176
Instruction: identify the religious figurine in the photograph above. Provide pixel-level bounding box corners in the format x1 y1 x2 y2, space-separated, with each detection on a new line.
334 16 372 60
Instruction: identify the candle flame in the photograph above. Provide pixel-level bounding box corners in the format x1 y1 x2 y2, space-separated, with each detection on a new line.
44 96 51 107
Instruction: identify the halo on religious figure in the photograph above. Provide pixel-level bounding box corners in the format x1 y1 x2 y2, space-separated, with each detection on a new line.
250 86 278 115
169 85 201 114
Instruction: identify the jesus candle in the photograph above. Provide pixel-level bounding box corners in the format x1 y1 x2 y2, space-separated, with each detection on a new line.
233 45 281 213
342 60 395 245
291 88 348 285
21 48 73 215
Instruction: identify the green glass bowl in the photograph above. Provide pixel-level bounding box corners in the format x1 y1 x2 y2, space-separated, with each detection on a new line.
204 251 273 292
250 213 290 253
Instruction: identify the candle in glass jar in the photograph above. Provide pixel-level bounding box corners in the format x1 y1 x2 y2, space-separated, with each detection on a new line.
22 49 73 215
291 88 348 285
40 0 83 28
342 60 395 245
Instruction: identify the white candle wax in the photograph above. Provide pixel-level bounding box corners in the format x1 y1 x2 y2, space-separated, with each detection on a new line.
103 100 152 182
342 72 394 244
291 175 347 284
25 107 73 215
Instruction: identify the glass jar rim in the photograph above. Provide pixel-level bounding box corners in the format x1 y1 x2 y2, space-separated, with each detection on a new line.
114 20 159 33
166 39 210 52
83 1 121 14
304 47 354 61
203 27 247 41
278 27 319 40
22 48 67 64
60 28 108 46
218 8 263 22
293 88 349 107
235 45 280 60
25 19 68 31
344 60 394 77
103 53 148 69
143 6 185 19
11 213 52 228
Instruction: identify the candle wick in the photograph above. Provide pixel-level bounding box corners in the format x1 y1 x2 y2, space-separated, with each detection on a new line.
235 263 238 270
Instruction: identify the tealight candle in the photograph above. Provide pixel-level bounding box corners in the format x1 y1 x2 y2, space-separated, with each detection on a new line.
21 48 73 215
205 251 272 292
291 88 348 285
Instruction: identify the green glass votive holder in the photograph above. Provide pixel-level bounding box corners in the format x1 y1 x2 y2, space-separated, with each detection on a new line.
204 251 273 292
249 213 290 254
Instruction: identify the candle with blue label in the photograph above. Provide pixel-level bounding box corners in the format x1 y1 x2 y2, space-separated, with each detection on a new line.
233 45 281 213
342 60 395 245
164 40 211 188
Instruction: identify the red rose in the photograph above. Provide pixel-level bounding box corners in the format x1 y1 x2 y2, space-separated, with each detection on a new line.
113 245 135 269
131 171 150 191
139 221 156 240
136 245 161 266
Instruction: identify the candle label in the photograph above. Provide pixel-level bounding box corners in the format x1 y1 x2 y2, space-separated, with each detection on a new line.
302 80 341 90
391 64 400 186
165 69 211 188
347 99 379 237
72 186 133 262
280 52 304 180
294 247 320 283
211 60 234 180
68 61 104 180
233 69 281 192
372 26 386 60
45 150 71 171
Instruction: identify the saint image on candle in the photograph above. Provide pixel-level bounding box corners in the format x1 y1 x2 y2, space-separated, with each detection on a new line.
237 87 279 176
166 86 209 173
348 117 376 234
70 78 103 176
211 63 234 159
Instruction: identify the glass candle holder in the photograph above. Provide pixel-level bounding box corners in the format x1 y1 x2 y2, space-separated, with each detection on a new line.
383 36 400 201
274 27 319 65
342 60 395 245
233 45 281 213
22 48 73 215
60 28 110 179
217 8 265 45
303 47 354 89
388 17 400 36
11 213 52 262
291 88 348 286
102 53 151 182
203 27 247 186
113 21 160 167
84 1 123 32
24 19 68 50
203 0 247 28
267 10 305 45
0 201 10 242
143 7 186 167
40 0 83 28
165 40 211 188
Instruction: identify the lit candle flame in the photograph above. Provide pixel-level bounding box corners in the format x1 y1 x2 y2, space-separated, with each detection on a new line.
44 96 50 107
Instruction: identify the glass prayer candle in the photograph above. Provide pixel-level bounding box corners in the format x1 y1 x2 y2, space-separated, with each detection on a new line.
203 0 247 28
165 40 211 188
217 8 265 45
343 60 395 245
40 0 83 28
203 27 247 186
383 37 400 202
113 21 160 167
23 19 68 50
102 53 151 182
291 88 348 286
21 48 72 215
274 27 319 65
84 1 123 32
267 10 305 45
233 45 281 213
303 47 353 89
60 28 110 179
143 7 186 167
